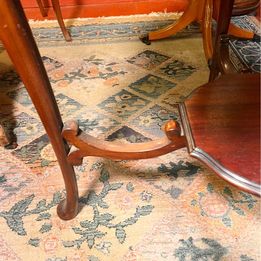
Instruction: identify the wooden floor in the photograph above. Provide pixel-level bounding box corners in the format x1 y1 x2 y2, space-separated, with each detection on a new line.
21 0 188 19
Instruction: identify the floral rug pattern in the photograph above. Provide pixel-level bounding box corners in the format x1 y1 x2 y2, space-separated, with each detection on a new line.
0 15 260 261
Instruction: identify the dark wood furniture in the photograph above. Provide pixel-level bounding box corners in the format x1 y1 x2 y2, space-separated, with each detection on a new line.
36 0 72 41
0 0 260 221
179 73 260 196
140 0 260 62
0 0 78 220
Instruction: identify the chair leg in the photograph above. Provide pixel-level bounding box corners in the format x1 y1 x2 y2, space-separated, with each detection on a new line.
36 0 48 17
228 23 254 39
51 0 72 42
0 0 78 220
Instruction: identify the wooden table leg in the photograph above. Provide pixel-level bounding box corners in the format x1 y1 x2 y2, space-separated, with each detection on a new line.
36 0 47 17
141 0 257 61
51 0 72 42
140 0 202 44
209 0 237 81
0 0 78 220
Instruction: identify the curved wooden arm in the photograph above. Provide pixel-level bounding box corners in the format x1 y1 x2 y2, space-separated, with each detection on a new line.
62 120 187 165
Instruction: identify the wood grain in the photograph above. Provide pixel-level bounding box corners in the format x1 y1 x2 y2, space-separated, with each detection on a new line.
181 73 260 195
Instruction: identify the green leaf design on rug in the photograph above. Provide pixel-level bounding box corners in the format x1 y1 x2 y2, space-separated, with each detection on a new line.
240 254 256 261
28 238 40 247
39 223 52 233
63 168 154 249
0 192 62 236
158 160 200 179
126 182 134 192
174 237 228 261
0 175 7 184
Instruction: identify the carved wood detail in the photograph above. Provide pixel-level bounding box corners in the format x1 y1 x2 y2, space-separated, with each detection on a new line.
62 120 187 166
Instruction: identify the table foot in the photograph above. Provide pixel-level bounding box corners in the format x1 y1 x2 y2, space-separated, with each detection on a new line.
140 34 151 45
62 120 186 166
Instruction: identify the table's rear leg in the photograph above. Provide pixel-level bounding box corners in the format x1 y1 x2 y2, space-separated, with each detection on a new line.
0 0 78 220
36 0 48 17
51 0 72 42
140 0 200 44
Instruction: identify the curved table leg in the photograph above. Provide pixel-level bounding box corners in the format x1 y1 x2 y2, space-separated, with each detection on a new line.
140 0 201 44
36 0 48 17
0 0 78 220
228 23 254 39
51 0 72 42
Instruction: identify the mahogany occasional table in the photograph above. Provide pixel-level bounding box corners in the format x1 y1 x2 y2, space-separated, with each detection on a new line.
0 0 260 221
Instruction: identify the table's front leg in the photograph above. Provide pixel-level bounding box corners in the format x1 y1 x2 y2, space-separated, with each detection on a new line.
0 0 78 220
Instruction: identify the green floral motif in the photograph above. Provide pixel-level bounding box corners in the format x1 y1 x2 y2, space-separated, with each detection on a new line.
126 182 135 192
50 55 128 85
98 89 149 119
129 74 176 99
0 175 7 184
158 60 196 81
174 237 228 261
13 135 55 167
127 50 170 70
63 168 154 249
146 160 200 199
158 160 200 179
191 184 258 227
28 238 40 247
0 192 62 236
240 254 256 261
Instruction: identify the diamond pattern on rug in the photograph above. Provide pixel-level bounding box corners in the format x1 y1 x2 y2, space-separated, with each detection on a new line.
0 70 22 87
76 109 120 137
0 112 43 144
12 134 56 169
55 93 83 118
97 89 150 119
156 59 196 81
0 153 32 203
127 50 170 70
42 56 63 72
129 74 176 99
106 125 151 143
130 104 179 137
6 88 32 107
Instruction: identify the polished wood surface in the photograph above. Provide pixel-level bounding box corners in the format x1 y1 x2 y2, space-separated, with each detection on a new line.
62 120 186 166
36 0 72 41
0 0 78 220
141 0 259 61
209 0 238 81
180 73 260 195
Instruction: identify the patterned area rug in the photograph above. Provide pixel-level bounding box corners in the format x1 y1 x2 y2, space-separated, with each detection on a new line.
0 14 260 261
